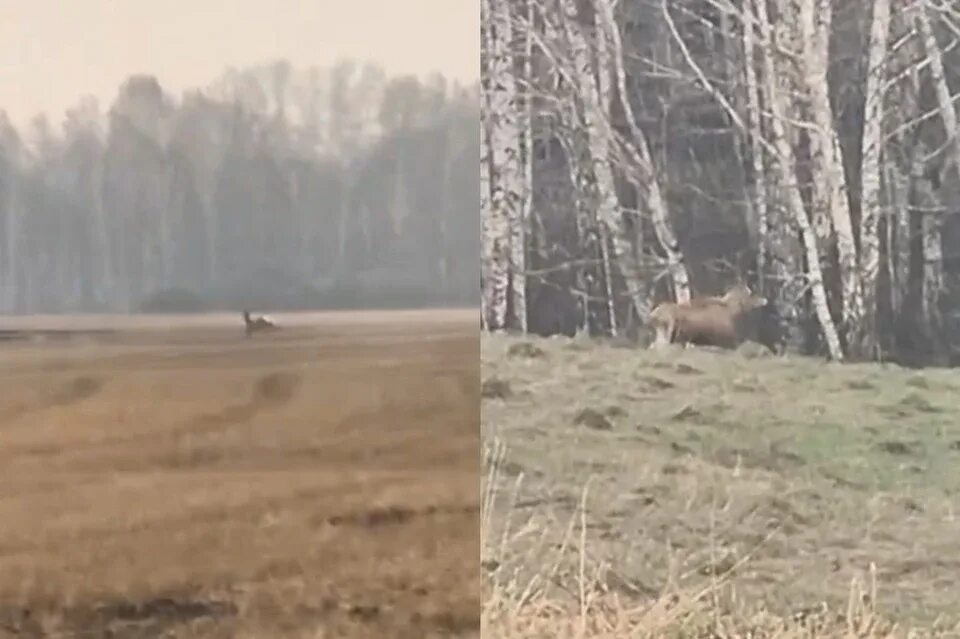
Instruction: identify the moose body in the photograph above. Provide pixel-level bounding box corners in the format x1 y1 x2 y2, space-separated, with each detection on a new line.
242 310 277 337
648 285 767 349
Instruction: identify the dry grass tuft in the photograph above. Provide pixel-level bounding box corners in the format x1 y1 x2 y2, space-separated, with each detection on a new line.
482 438 954 638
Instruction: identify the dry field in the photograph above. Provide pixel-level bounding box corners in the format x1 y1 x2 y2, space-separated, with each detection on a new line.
482 333 960 637
0 309 479 638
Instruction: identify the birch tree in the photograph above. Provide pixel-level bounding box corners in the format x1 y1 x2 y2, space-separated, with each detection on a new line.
758 0 845 359
914 1 954 347
557 0 632 327
799 0 863 350
480 0 514 330
602 0 690 307
548 0 690 325
515 0 535 333
742 0 769 295
857 0 892 357
916 2 960 185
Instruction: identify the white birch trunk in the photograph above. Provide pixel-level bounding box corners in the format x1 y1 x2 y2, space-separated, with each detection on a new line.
908 139 945 334
490 0 526 331
917 2 960 186
480 0 513 330
479 3 493 331
759 0 844 360
887 43 922 319
480 117 491 330
513 0 535 333
600 226 617 335
593 5 618 336
921 209 943 329
742 0 769 294
595 0 690 307
541 0 678 334
559 0 622 316
556 105 598 334
915 2 954 342
800 0 864 346
857 0 892 356
885 154 910 316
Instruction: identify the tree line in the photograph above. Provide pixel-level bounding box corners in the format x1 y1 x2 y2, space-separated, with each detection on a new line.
0 60 479 314
481 0 960 366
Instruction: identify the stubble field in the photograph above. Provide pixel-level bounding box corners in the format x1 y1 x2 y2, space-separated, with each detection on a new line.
0 309 479 638
481 333 960 637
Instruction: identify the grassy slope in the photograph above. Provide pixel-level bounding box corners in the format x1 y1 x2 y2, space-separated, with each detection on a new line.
481 333 960 633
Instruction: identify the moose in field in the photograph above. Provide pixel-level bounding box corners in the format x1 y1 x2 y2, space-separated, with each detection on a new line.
647 284 768 350
242 310 278 337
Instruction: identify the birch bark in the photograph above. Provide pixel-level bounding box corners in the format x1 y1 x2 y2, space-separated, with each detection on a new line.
915 2 953 345
857 0 892 356
480 0 515 330
595 0 690 307
758 0 845 360
800 0 863 348
916 2 960 185
742 0 768 293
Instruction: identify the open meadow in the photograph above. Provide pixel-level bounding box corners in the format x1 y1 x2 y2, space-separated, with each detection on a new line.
0 309 479 638
482 334 960 637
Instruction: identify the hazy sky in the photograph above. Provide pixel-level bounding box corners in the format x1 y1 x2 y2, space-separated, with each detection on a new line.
0 0 478 130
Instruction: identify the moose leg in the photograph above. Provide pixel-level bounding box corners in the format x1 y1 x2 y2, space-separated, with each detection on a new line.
650 325 669 349
650 317 676 349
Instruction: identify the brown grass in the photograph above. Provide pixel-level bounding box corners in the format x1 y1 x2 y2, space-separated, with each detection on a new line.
0 309 479 638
